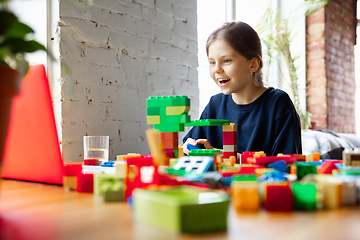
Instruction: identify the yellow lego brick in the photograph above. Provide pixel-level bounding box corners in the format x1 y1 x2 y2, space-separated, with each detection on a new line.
147 115 160 125
63 176 77 191
323 181 342 209
254 151 266 158
306 153 320 162
351 160 360 166
222 123 237 132
115 161 127 178
145 129 168 166
165 106 190 115
231 181 259 211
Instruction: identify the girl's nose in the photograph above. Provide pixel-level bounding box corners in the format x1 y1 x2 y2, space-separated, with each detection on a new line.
215 64 224 73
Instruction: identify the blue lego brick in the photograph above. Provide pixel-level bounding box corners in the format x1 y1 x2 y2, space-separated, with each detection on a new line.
187 144 198 151
101 161 115 167
221 177 232 187
267 160 287 172
185 119 230 127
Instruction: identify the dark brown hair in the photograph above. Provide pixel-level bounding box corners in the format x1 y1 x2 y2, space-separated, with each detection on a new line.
206 22 263 87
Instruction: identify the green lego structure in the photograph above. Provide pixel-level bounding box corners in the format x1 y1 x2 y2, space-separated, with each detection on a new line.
147 96 191 133
133 186 230 234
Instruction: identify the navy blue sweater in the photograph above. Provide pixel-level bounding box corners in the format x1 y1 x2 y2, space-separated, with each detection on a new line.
183 87 302 156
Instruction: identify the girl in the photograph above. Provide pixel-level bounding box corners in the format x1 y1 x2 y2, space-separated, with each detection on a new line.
182 21 302 157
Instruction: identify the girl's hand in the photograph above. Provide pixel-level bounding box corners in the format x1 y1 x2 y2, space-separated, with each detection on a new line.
195 139 214 150
182 138 197 155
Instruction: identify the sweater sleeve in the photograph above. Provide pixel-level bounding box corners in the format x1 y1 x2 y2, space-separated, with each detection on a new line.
271 109 302 155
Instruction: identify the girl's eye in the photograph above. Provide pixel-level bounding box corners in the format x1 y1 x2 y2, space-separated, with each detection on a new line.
209 61 215 65
224 59 231 63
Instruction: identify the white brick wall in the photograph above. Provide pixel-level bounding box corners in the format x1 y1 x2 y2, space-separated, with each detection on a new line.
58 0 199 162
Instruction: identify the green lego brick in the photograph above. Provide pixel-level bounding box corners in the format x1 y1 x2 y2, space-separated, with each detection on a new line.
232 174 257 182
147 107 160 116
133 186 229 234
296 163 318 179
94 174 123 195
154 123 185 133
292 182 317 211
165 114 191 124
165 168 187 176
104 190 124 202
147 96 190 108
185 119 230 127
188 149 221 157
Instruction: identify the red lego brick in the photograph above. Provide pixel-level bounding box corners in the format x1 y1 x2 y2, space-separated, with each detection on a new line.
264 183 293 212
63 163 82 176
317 160 341 174
240 151 257 164
84 159 98 166
223 137 236 145
247 155 297 165
223 131 236 140
160 132 178 141
77 173 94 193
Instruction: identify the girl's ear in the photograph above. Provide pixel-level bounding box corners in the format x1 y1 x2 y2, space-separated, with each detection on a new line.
249 58 260 73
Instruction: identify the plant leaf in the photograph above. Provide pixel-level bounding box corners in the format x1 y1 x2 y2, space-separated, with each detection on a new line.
4 21 34 39
0 38 46 53
0 11 18 35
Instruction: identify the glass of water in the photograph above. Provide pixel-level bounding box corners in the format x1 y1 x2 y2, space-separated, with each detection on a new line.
83 136 109 162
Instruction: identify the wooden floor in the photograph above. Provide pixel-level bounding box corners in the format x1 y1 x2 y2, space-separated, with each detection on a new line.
1 179 360 240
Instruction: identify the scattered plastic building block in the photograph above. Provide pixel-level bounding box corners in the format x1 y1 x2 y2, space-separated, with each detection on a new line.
257 171 288 183
125 155 161 199
343 148 360 166
63 176 77 191
173 156 214 175
231 174 260 212
84 159 98 166
201 172 224 188
116 153 141 161
186 144 198 151
292 182 317 211
94 174 123 196
146 129 168 166
296 162 318 179
247 155 297 165
101 161 115 167
188 149 221 157
263 183 293 212
63 163 83 191
133 186 229 234
184 119 230 127
306 153 320 162
77 173 94 193
267 160 287 172
317 160 341 174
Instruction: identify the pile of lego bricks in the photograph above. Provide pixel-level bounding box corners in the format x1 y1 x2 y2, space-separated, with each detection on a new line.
61 149 360 234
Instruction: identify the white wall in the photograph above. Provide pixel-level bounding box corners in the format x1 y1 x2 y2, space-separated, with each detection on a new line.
58 0 199 162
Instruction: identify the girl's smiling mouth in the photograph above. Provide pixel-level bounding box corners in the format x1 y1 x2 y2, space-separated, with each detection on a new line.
218 78 230 86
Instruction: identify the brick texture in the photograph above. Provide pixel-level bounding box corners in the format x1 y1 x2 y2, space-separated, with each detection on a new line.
306 0 356 133
58 0 199 162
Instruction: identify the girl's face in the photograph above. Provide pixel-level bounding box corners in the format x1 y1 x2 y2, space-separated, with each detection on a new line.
208 39 255 96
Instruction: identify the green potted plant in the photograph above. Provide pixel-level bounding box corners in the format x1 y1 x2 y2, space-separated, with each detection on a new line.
0 0 48 172
256 0 328 130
